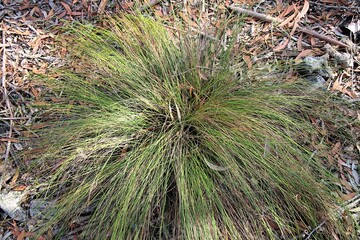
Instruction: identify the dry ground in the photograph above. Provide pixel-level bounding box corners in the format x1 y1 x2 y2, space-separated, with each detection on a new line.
1 0 359 239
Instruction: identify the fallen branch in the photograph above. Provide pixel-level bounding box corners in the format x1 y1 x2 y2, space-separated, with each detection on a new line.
227 5 349 48
297 27 348 48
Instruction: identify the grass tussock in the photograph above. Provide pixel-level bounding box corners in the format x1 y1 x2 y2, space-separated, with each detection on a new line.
34 15 347 239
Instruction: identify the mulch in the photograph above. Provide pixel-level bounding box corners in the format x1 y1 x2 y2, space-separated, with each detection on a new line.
0 0 359 239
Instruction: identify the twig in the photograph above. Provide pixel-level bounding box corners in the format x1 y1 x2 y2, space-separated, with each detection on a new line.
97 0 108 14
139 0 162 12
228 5 279 22
0 117 30 120
304 221 326 240
1 23 13 165
227 5 349 48
297 26 348 48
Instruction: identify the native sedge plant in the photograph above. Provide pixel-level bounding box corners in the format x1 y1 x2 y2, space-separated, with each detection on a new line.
33 15 347 239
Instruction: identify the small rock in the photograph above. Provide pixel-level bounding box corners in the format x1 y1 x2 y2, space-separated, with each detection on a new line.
306 75 326 91
324 44 353 68
0 190 27 221
296 56 332 90
299 55 332 78
29 199 50 219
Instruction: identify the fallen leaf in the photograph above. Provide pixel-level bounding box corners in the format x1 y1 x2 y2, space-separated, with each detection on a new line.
279 3 296 19
69 11 84 16
310 36 316 46
340 178 353 191
178 12 198 28
278 11 297 27
44 9 54 20
243 55 252 69
297 33 303 51
290 0 309 36
273 38 290 52
295 49 313 60
331 141 342 155
10 169 20 186
121 2 134 10
332 78 357 98
32 67 46 74
16 230 35 240
60 1 72 14
12 185 28 191
341 192 358 201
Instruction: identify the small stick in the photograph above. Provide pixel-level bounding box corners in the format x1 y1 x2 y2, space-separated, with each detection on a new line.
297 26 348 48
227 5 349 48
97 0 108 14
1 23 13 165
304 221 326 240
228 5 279 22
0 117 30 120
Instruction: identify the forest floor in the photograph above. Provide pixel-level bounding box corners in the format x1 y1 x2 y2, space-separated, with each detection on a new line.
0 0 360 239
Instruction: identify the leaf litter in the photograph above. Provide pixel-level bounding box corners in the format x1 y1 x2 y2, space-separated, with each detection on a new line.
0 0 359 238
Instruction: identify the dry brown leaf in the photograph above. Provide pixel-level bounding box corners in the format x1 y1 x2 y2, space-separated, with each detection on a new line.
295 49 313 60
12 185 27 191
10 169 19 186
243 55 252 69
341 192 357 201
273 38 290 52
81 0 88 8
297 33 303 51
29 6 43 18
331 141 342 155
278 4 295 19
278 11 297 27
154 9 164 17
178 12 198 28
8 28 30 36
70 12 84 16
44 9 55 20
32 67 45 74
16 230 36 240
340 178 353 191
332 79 357 98
310 36 316 46
29 34 54 53
121 2 134 9
290 0 309 36
60 1 72 14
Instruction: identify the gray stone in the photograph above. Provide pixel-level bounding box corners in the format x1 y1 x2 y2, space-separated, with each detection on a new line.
0 190 26 221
